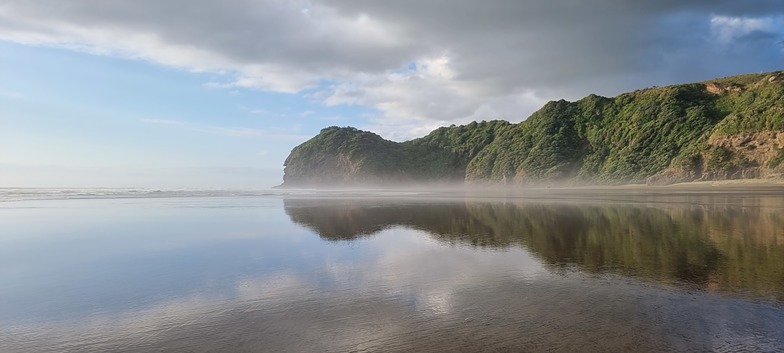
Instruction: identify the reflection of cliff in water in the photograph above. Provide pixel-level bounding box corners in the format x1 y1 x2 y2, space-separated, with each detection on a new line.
284 197 784 299
285 200 497 242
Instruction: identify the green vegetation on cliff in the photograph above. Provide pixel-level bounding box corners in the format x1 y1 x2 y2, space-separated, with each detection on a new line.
283 121 511 186
404 120 512 180
467 84 725 183
282 71 784 187
283 127 405 185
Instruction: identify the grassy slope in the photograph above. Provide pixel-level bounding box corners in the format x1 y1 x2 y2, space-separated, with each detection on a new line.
283 71 784 186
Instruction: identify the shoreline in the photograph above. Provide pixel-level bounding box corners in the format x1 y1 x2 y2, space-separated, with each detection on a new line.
665 178 784 187
278 178 784 192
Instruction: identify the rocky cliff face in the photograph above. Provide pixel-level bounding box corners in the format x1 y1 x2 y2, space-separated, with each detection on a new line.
282 71 784 187
647 131 784 185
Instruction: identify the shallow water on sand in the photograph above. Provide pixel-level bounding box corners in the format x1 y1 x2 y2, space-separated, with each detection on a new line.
1 190 783 352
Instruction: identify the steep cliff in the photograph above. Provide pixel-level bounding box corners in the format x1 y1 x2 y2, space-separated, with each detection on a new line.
282 121 511 187
281 71 784 187
282 127 404 186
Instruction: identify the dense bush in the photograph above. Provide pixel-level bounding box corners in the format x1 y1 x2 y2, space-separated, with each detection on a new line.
283 71 784 186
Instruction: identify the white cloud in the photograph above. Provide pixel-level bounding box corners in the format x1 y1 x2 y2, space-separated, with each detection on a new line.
0 0 414 92
0 1 782 139
322 55 548 140
710 16 776 44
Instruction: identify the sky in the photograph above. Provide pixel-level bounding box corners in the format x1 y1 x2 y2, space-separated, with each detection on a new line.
1 0 783 188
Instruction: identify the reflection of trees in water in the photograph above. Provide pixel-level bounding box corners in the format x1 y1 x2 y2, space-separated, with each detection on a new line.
284 198 784 299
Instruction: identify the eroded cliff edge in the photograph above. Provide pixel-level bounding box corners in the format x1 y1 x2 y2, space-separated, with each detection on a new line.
281 71 784 187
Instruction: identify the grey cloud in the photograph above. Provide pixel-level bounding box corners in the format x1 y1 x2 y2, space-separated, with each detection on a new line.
10 0 417 70
324 0 784 95
326 0 784 23
737 29 782 42
0 0 781 133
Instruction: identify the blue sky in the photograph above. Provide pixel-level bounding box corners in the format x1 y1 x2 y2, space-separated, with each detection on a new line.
0 41 371 188
0 1 782 188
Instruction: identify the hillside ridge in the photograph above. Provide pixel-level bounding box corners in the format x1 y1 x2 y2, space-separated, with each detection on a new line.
281 71 784 187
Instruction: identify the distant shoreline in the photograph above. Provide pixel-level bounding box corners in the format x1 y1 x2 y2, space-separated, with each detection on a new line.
661 178 784 187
